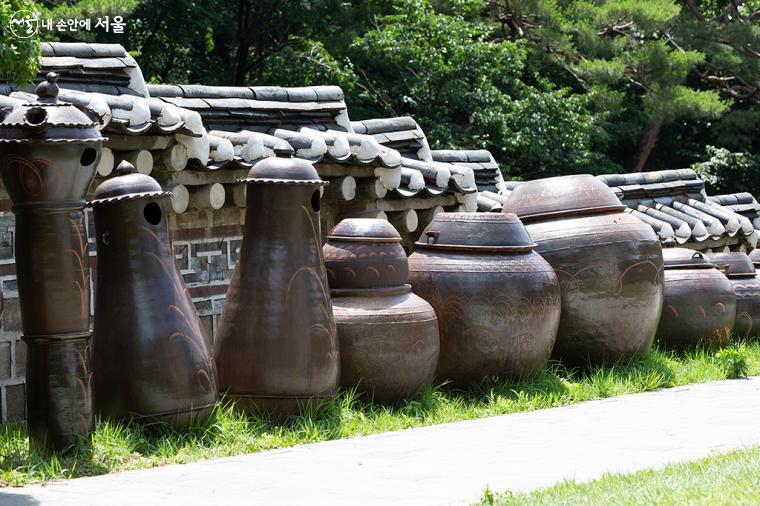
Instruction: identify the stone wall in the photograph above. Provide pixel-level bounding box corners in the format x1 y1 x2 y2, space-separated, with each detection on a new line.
0 200 245 424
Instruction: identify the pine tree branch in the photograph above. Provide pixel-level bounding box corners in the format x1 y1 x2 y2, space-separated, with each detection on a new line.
684 0 706 23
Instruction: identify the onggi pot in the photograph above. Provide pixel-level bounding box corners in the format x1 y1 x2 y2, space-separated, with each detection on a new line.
408 213 561 386
707 252 760 338
502 175 664 365
656 248 735 348
324 219 439 403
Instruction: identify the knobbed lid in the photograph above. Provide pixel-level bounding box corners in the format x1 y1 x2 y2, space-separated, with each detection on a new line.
0 72 103 144
242 156 326 185
415 212 535 252
706 252 756 278
328 218 402 242
502 174 625 221
89 161 170 206
324 218 408 290
662 248 715 270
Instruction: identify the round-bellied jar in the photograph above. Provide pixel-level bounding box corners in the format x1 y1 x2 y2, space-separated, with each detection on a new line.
707 252 760 338
408 213 561 386
502 175 664 365
324 219 439 403
0 73 104 450
90 161 217 429
656 248 736 348
749 249 760 275
214 158 338 417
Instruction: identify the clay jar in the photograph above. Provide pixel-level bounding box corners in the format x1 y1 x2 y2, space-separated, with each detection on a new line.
214 158 338 417
91 162 217 429
408 213 561 386
323 219 440 403
502 175 664 365
656 248 736 348
707 252 760 338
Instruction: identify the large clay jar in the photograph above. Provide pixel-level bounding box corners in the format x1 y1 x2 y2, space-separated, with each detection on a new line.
656 248 736 348
502 175 664 365
214 158 338 417
324 219 439 403
0 73 103 450
707 252 760 338
750 249 760 275
91 162 217 429
408 213 561 386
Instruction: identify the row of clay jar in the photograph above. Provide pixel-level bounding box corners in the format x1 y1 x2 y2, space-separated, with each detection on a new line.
92 160 760 433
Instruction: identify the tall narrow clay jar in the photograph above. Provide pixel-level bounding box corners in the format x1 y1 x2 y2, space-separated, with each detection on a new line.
0 73 103 450
90 162 217 428
214 157 338 417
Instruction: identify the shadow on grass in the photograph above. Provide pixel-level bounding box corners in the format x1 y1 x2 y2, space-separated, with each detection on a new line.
2 342 757 486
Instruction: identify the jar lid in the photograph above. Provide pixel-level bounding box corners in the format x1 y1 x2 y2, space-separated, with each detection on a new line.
502 174 625 221
327 218 401 243
415 212 535 252
706 252 756 278
89 161 170 206
662 248 715 269
0 72 104 144
241 156 326 185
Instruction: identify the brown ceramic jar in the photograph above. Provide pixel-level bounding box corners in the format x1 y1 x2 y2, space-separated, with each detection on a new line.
214 158 338 417
91 162 217 429
656 248 736 348
502 175 664 365
324 219 439 403
408 213 561 386
707 252 760 338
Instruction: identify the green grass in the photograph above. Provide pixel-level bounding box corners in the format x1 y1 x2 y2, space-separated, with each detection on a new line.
1 342 759 487
476 445 760 505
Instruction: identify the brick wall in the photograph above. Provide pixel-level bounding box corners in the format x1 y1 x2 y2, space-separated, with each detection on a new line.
0 202 245 425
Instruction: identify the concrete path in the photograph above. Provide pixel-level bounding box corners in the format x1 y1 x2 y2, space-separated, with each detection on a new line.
2 377 759 506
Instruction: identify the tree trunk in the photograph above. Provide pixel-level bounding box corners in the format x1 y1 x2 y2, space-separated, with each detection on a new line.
629 121 662 172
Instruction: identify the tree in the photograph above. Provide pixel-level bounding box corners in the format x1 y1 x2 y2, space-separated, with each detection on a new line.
348 0 605 178
487 0 731 171
1 0 40 84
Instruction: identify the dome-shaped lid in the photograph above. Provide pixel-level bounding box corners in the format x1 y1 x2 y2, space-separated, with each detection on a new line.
89 161 170 206
662 248 715 269
415 212 535 252
327 218 401 242
0 73 103 144
706 252 756 278
502 174 625 221
242 156 326 185
749 248 760 266
324 218 408 290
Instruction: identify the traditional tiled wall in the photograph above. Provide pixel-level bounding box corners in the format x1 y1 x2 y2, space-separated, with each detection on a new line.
0 202 245 424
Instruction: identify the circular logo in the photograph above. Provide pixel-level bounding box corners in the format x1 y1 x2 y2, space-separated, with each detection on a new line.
9 10 39 39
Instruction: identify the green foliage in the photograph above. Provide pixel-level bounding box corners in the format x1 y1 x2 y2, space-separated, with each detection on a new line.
692 145 760 194
0 0 40 84
477 445 760 505
2 342 760 486
714 342 750 379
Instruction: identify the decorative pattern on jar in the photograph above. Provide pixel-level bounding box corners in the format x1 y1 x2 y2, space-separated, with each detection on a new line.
214 157 338 417
707 252 760 338
90 161 217 429
408 213 561 386
0 73 104 450
657 248 736 348
324 218 439 403
502 175 664 365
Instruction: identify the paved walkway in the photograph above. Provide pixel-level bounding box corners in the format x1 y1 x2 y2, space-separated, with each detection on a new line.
2 377 759 506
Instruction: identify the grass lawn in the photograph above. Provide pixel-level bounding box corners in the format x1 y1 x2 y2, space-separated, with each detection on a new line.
477 445 760 505
1 342 758 487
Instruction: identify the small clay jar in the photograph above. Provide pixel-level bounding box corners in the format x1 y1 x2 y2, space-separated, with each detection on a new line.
324 218 440 403
656 248 736 348
708 252 760 338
